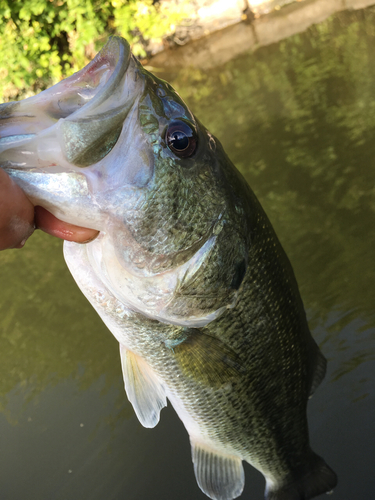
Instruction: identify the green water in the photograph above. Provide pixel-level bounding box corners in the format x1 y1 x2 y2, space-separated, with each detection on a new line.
0 6 374 500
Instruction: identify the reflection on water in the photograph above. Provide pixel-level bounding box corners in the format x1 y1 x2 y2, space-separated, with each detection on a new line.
0 5 374 500
0 232 122 410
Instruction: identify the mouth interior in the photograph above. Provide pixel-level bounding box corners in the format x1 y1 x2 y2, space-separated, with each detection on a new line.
0 37 132 171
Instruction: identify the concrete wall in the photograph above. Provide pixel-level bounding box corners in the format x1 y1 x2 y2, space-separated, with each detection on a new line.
151 0 375 63
152 0 375 55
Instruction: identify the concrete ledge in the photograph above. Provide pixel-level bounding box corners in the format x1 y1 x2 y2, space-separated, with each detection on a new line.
151 0 375 66
148 0 375 55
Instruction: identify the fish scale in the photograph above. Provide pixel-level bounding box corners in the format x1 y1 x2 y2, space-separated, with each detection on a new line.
0 37 337 500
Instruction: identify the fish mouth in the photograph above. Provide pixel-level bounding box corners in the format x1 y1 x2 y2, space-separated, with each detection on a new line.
0 37 139 173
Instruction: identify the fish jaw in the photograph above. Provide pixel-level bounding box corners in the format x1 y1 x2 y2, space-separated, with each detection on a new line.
0 37 150 230
0 35 250 325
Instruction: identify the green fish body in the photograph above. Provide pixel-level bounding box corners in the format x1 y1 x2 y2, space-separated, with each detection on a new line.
0 37 337 500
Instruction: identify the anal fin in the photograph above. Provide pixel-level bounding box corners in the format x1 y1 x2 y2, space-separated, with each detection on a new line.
120 345 167 428
191 440 244 500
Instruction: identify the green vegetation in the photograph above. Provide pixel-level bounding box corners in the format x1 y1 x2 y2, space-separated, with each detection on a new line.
0 0 190 101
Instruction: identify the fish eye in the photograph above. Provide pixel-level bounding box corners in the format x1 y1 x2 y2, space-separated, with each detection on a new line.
166 120 197 158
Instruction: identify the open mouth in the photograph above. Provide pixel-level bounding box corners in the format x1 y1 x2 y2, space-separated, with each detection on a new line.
0 37 137 173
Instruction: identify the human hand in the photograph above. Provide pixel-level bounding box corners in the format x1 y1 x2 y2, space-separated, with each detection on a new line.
0 169 99 250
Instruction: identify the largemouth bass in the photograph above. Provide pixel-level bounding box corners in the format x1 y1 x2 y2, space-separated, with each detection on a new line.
0 37 337 500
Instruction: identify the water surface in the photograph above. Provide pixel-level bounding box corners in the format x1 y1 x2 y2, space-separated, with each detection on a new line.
0 5 374 500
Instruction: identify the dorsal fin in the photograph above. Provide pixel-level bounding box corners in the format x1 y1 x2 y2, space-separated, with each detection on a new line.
119 345 167 428
308 345 327 398
191 440 245 500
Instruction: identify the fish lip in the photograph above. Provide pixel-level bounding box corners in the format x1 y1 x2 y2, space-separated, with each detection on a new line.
64 36 131 121
0 37 134 171
0 37 149 231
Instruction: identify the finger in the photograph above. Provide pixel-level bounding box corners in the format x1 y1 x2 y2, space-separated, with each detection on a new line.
34 206 99 243
0 169 35 250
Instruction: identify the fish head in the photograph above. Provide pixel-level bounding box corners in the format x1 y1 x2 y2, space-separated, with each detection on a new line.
0 37 252 327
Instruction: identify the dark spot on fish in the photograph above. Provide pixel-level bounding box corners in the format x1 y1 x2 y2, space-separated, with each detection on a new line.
230 259 247 290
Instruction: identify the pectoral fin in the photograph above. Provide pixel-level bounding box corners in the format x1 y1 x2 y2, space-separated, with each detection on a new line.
173 329 246 387
191 440 245 500
120 345 167 428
